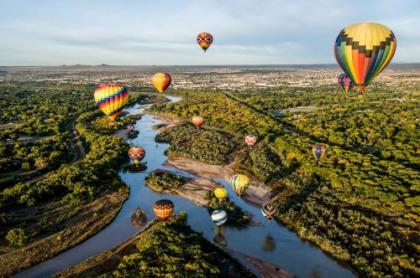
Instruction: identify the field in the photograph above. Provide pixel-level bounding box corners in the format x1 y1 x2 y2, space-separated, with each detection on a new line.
0 66 419 277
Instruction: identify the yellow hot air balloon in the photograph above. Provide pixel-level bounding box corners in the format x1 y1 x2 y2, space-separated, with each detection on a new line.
94 83 129 121
230 174 249 197
214 187 228 202
334 23 396 93
152 72 171 93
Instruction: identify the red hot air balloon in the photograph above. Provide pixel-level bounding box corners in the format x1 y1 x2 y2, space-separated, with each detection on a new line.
128 147 145 166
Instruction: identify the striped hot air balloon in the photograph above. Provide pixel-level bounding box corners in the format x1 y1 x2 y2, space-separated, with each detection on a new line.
152 72 171 93
245 135 257 146
214 187 228 202
334 23 396 94
153 199 174 220
197 32 213 52
211 209 227 226
94 83 129 121
128 147 145 166
191 116 204 129
230 174 249 197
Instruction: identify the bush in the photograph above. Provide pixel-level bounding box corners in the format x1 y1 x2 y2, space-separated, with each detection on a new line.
5 228 27 248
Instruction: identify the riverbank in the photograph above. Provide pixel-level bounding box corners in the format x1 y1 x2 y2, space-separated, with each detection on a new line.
0 189 128 277
57 215 255 277
165 157 272 207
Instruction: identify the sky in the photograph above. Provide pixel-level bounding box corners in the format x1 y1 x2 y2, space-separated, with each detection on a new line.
0 0 419 66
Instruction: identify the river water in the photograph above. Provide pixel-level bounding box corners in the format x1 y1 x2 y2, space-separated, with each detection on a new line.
16 96 354 278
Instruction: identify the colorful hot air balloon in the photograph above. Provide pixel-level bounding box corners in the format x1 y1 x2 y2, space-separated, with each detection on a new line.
261 203 278 220
230 174 249 197
152 73 171 93
312 144 327 161
245 135 257 146
128 147 145 166
191 116 204 129
153 199 174 220
211 209 227 226
214 187 228 202
94 83 128 121
334 22 397 94
197 32 213 52
338 73 354 93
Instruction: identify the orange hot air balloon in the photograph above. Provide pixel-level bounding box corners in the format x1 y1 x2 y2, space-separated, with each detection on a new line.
197 32 213 52
153 199 174 220
191 116 204 129
152 72 171 93
128 147 145 166
245 135 257 146
94 83 128 121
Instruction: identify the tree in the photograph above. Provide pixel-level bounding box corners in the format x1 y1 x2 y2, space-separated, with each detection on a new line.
5 228 27 248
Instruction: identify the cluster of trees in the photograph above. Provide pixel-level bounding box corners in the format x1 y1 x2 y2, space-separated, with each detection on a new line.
153 86 418 277
0 82 94 186
110 213 253 277
156 123 236 165
0 109 128 209
145 170 186 192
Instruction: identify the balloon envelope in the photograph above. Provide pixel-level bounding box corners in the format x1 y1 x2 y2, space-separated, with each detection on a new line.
94 83 128 121
211 209 227 226
153 199 174 220
334 23 396 93
312 144 327 161
197 32 213 52
230 174 249 196
338 73 354 93
128 147 145 164
261 203 278 220
191 116 204 128
245 135 257 146
152 73 171 93
214 187 228 201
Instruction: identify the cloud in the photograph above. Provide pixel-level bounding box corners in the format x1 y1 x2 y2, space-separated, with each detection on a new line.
0 0 419 65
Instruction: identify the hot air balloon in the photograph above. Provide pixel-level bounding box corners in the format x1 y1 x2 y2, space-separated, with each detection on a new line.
214 187 228 202
261 203 278 220
197 32 213 52
128 147 145 166
230 174 249 197
334 22 397 94
338 73 354 93
153 199 174 220
152 73 171 93
245 135 257 146
191 116 204 129
94 83 129 121
211 209 228 226
312 144 327 161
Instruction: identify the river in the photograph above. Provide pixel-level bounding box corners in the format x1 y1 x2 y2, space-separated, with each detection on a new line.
16 96 354 278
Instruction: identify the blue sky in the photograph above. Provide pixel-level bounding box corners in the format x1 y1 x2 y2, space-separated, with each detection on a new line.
0 0 419 65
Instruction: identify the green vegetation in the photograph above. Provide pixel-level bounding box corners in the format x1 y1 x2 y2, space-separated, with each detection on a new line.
5 228 27 248
152 86 419 277
207 191 250 227
113 213 253 277
145 170 186 192
156 123 236 165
